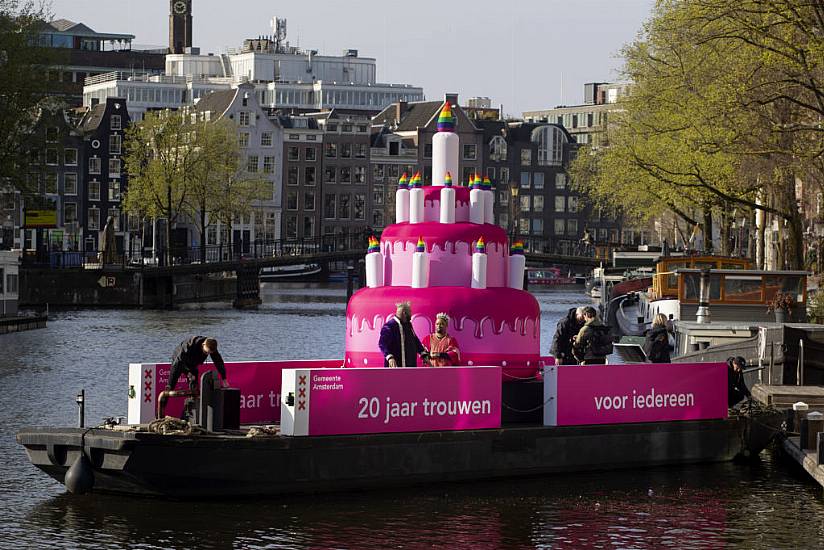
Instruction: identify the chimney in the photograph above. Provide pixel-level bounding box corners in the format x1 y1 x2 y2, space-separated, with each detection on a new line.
445 93 459 107
395 100 408 124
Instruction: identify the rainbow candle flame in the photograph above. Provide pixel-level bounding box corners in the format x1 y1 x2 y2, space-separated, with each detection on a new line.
444 172 453 187
482 176 492 190
415 236 426 252
411 171 423 187
367 236 380 253
475 236 486 253
436 102 455 132
510 241 525 255
398 172 408 189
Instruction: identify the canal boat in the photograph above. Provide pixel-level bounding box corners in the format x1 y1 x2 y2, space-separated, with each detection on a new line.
17 101 763 498
526 267 577 286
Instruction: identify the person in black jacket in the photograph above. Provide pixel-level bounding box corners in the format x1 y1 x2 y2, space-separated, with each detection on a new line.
728 356 751 407
572 306 613 365
167 336 228 393
550 307 585 365
643 313 673 363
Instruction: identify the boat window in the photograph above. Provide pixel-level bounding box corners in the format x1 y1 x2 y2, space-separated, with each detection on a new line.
693 261 716 270
722 262 746 270
765 275 805 304
682 273 722 302
666 261 687 288
723 275 762 302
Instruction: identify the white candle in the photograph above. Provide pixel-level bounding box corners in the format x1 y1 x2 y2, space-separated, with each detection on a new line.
432 132 459 188
410 188 425 223
470 188 484 224
365 237 383 287
508 254 526 290
472 237 488 289
411 238 429 288
395 188 409 223
439 172 455 224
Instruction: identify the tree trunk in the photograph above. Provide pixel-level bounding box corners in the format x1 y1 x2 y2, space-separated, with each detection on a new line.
200 205 207 264
166 184 172 267
703 208 714 254
720 206 729 256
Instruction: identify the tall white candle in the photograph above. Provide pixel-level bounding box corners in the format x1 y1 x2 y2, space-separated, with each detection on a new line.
469 186 484 224
410 188 425 223
411 237 429 288
483 176 494 224
439 171 455 224
365 237 383 288
395 173 409 223
471 237 488 289
508 254 526 290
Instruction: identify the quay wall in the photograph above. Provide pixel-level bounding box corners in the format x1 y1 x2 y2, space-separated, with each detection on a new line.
20 268 236 308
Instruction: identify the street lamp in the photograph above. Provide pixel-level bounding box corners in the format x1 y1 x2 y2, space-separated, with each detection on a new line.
509 180 520 247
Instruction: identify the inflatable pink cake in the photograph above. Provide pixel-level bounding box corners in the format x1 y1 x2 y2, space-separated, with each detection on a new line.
344 101 540 378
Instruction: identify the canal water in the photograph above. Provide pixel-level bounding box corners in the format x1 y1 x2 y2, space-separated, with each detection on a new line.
1 287 822 549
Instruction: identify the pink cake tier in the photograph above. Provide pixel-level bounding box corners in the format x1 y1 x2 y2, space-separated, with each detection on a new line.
381 222 508 287
419 185 472 223
344 286 541 379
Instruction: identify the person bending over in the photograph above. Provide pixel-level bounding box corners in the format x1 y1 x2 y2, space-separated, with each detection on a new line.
167 336 228 393
550 306 585 365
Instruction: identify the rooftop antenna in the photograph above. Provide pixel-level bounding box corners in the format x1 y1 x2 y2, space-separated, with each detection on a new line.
271 17 287 53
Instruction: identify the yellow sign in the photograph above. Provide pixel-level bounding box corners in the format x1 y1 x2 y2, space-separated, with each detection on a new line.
24 209 58 228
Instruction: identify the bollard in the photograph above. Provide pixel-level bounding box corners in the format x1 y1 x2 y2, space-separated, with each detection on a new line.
76 389 85 428
346 265 355 301
803 411 824 451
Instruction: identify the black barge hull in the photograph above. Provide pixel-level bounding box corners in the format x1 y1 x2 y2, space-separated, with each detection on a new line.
18 419 744 498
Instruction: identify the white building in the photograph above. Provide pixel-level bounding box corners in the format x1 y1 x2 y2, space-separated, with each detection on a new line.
0 250 20 317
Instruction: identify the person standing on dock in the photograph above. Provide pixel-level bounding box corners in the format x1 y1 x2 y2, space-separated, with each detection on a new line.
379 302 430 368
643 313 673 363
572 306 613 365
422 313 461 367
550 307 585 365
167 336 228 395
727 356 752 407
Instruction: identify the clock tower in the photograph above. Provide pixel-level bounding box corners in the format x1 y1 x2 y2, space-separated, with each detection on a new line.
169 0 192 54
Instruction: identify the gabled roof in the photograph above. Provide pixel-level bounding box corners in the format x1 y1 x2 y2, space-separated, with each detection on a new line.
372 100 478 133
49 19 79 32
193 89 238 118
44 19 135 40
78 103 107 132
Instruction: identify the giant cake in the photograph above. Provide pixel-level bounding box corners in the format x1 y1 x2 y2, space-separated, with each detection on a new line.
344 101 540 378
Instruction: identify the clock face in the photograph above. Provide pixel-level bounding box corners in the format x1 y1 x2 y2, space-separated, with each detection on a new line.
173 1 186 14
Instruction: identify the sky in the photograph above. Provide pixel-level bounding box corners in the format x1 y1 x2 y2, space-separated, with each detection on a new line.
48 0 656 116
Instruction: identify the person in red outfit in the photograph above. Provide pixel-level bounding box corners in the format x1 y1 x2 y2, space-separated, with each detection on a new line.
423 313 461 367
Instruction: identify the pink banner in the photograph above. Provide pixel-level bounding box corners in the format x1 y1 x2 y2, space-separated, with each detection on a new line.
154 359 341 423
545 362 727 426
283 366 502 436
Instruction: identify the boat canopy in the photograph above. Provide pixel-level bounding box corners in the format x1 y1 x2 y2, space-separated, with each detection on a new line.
674 268 808 306
650 256 752 299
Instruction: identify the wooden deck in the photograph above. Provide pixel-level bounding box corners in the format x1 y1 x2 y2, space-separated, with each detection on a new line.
751 384 824 408
782 436 824 489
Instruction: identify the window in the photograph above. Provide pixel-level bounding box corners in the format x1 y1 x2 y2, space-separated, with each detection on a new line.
246 155 259 173
287 146 299 161
463 144 477 160
519 219 530 234
303 216 315 238
486 167 495 180
533 172 544 190
498 213 508 227
373 189 384 206
340 166 351 184
373 164 385 180
520 172 530 189
339 193 351 218
489 136 508 161
64 148 78 166
44 172 57 194
305 147 317 161
64 173 77 195
46 148 58 165
109 181 121 201
46 127 58 142
304 191 316 211
288 166 299 185
239 111 250 126
286 215 297 238
88 207 100 230
327 123 338 132
500 167 509 184
108 208 121 231
342 124 352 133
372 210 384 227
324 142 337 158
555 196 566 212
260 132 272 147
306 134 317 141
287 190 298 210
533 126 566 166
357 124 368 133
89 181 100 201
356 143 368 158
498 191 509 206
324 166 336 183
324 194 336 219
520 195 531 212
263 156 275 174
555 173 566 189
305 166 316 186
424 143 432 158
568 196 578 213
520 149 532 166
354 193 365 220
532 219 543 235
534 196 544 212
354 166 366 184
109 134 121 155
6 274 18 294
340 143 352 158
110 115 121 130
554 219 565 235
567 219 578 235
239 132 250 148
109 158 121 176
